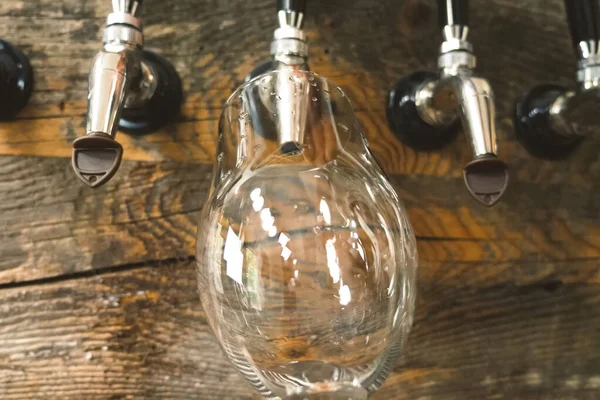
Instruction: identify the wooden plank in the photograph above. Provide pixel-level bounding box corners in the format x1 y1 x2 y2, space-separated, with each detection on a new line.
0 155 209 284
0 154 598 284
7 106 599 187
0 260 251 400
0 0 597 398
0 0 594 182
0 260 598 399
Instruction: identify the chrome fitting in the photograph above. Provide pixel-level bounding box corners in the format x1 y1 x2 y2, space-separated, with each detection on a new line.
386 11 508 205
440 25 473 54
270 9 308 63
103 24 143 47
106 12 142 29
270 38 308 59
438 51 476 75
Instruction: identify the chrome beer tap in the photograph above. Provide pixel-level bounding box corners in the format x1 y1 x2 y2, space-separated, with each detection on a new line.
515 0 600 159
245 0 310 154
72 0 182 188
247 0 309 80
386 0 509 206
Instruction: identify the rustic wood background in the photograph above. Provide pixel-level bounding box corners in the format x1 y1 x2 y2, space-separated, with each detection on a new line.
0 0 599 398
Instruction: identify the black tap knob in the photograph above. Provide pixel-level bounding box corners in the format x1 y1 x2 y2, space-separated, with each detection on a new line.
386 71 461 151
118 51 183 135
513 1 600 160
514 84 579 160
0 39 33 121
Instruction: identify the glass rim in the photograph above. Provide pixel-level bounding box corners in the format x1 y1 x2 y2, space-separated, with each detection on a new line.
223 69 346 109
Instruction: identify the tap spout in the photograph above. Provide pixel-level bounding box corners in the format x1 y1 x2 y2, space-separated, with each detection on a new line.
71 1 181 188
446 75 497 159
441 75 508 206
86 49 137 138
415 70 508 206
72 4 143 189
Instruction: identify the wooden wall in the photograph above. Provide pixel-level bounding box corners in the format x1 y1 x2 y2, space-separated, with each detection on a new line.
0 0 598 398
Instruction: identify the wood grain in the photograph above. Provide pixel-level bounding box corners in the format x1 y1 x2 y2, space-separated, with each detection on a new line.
0 154 598 285
0 0 599 398
0 260 598 399
0 0 596 181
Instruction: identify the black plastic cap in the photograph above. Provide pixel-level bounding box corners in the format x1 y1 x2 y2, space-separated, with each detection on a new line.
280 141 302 155
0 39 33 121
438 0 469 27
72 133 123 188
463 156 508 207
386 71 461 151
119 50 182 135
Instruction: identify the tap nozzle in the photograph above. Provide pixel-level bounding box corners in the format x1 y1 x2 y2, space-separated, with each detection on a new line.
247 0 309 82
386 0 508 206
72 1 182 188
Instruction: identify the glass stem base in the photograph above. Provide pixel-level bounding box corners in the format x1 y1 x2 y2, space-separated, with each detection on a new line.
283 385 368 400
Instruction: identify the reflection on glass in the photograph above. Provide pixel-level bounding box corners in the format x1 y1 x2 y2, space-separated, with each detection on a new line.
196 70 418 400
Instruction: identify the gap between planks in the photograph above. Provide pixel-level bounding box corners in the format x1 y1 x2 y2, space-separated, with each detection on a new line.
0 255 195 291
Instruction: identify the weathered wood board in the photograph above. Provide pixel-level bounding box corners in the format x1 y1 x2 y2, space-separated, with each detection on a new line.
1 259 599 399
0 0 598 398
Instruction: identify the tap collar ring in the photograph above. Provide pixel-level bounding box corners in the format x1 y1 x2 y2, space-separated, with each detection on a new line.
578 54 600 68
274 26 305 41
107 12 142 30
440 39 473 54
576 64 600 88
270 37 308 60
438 51 476 72
103 25 143 47
577 54 600 87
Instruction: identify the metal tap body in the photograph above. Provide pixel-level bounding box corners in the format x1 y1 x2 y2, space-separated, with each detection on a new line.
245 0 310 152
414 25 498 161
246 2 308 80
514 0 600 159
72 0 182 188
86 9 156 140
386 0 508 206
546 39 600 139
271 8 308 67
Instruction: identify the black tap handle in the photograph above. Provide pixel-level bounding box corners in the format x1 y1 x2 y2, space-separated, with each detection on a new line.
564 0 599 56
438 0 469 28
277 0 306 13
0 39 33 121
